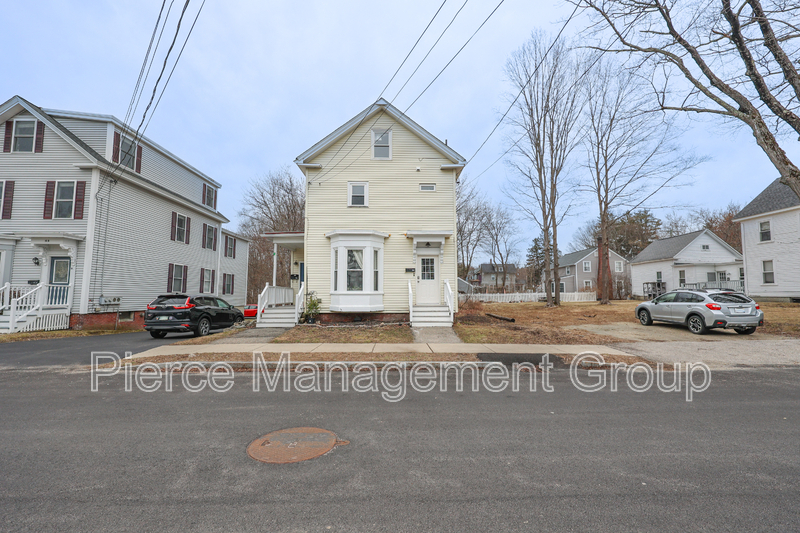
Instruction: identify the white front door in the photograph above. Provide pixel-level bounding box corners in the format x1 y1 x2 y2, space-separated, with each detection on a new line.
416 255 439 305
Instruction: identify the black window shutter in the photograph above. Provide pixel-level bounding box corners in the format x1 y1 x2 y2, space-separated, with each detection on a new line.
185 217 191 244
167 263 174 292
211 270 215 293
213 189 217 210
213 228 217 251
171 212 177 241
112 132 120 163
231 274 235 294
43 181 55 219
182 265 188 293
34 121 45 153
1 181 14 219
224 235 229 257
202 223 207 248
73 181 86 219
2 122 12 152
200 268 205 293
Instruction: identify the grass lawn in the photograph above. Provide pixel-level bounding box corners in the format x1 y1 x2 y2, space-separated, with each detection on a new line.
454 300 635 344
759 302 800 337
272 323 414 344
0 328 137 344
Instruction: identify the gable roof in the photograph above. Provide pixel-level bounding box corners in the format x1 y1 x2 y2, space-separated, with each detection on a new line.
631 231 704 264
560 248 595 267
294 98 466 171
479 263 517 274
734 178 800 220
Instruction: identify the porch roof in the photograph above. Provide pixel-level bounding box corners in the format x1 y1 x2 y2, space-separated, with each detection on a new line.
262 232 304 250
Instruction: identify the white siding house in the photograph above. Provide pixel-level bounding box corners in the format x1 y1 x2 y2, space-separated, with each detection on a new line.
0 95 249 333
734 178 800 301
630 230 743 298
257 99 463 327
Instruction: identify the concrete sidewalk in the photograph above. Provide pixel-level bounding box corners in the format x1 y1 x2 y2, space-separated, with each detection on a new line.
131 342 633 358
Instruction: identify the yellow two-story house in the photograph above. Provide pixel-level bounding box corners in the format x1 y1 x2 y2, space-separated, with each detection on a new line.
257 99 464 327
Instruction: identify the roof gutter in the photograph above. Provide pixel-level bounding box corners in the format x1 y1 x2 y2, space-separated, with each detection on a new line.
296 163 322 169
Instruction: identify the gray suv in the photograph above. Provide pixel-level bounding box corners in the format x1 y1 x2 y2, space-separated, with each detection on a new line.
635 289 764 335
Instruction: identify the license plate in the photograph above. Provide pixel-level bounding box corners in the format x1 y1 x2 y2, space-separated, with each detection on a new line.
733 308 748 314
157 316 170 320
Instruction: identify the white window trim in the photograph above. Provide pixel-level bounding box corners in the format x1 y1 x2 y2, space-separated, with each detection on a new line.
175 213 187 243
12 119 36 153
118 135 138 170
53 180 77 219
348 182 369 207
371 128 392 160
202 268 212 294
419 183 436 191
0 180 4 205
758 219 773 243
584 280 592 289
583 260 591 272
614 261 623 273
762 260 775 284
172 263 185 292
226 236 235 257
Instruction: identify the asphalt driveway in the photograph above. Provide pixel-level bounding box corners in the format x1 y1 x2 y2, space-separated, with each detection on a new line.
0 331 188 368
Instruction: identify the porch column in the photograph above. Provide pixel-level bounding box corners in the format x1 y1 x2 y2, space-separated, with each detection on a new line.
273 242 278 287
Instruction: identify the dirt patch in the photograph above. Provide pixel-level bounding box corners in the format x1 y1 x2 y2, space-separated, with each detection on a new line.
0 328 132 344
273 323 414 344
759 302 800 338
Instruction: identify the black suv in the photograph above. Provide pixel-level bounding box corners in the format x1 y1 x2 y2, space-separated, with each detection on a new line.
144 294 244 338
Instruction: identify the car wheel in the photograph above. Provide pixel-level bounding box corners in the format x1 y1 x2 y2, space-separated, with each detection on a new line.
195 317 211 337
638 309 653 326
235 314 245 325
734 327 757 335
687 315 707 335
149 331 167 339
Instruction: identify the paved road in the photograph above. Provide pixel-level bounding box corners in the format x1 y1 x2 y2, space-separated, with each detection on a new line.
1 367 797 531
0 331 189 367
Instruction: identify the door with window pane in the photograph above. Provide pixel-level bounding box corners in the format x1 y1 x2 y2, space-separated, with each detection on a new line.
48 257 71 306
416 255 439 305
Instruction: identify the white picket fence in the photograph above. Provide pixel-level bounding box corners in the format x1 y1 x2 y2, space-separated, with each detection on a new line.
459 292 596 303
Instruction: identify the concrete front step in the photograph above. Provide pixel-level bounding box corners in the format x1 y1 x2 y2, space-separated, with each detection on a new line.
257 308 297 328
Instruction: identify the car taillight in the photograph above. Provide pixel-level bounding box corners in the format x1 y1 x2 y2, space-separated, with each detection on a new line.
706 303 722 311
755 304 760 310
173 297 195 310
147 302 157 310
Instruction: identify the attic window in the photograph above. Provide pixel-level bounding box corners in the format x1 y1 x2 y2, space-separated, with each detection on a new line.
372 129 391 159
702 244 710 251
13 120 36 152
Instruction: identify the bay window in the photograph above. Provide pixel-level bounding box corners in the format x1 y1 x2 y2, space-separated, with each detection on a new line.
326 230 387 312
347 249 363 291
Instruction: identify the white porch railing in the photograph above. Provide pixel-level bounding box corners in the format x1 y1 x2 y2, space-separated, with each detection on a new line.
408 281 414 324
682 280 745 291
257 283 294 314
1 283 37 313
444 279 454 322
459 291 596 304
294 281 306 324
5 283 72 332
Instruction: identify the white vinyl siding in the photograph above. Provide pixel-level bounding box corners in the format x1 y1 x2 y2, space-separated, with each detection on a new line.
302 113 458 314
220 233 249 306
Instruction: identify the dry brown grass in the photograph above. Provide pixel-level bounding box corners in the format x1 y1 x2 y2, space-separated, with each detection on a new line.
759 302 800 338
454 301 636 344
273 323 414 344
169 323 254 346
0 328 135 344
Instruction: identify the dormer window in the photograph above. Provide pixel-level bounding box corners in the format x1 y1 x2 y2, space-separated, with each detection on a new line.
119 136 136 169
12 120 36 152
202 183 217 209
348 182 368 207
372 129 391 159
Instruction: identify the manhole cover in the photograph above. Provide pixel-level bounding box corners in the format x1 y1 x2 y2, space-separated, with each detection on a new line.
247 427 349 464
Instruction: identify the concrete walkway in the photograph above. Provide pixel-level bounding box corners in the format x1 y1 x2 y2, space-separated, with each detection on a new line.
131 343 633 359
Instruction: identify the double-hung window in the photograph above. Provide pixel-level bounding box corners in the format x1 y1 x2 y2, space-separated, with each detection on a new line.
762 260 774 284
565 266 571 275
224 274 233 295
348 182 368 207
13 120 35 152
202 268 212 293
583 260 591 272
333 249 338 291
119 136 136 170
54 181 75 219
679 270 686 286
175 214 187 242
374 250 379 291
759 221 771 242
205 225 215 249
172 264 185 293
372 129 391 159
226 237 235 257
347 249 364 291
205 186 216 208
615 261 623 273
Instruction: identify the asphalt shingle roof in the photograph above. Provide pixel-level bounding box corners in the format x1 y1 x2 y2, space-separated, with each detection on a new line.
734 178 800 220
479 263 517 274
560 248 594 267
631 230 704 264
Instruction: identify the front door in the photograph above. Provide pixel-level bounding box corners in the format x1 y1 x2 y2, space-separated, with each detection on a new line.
48 256 71 306
416 255 439 305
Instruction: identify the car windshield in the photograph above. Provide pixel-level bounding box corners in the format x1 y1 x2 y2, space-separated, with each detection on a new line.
710 293 752 304
152 296 189 306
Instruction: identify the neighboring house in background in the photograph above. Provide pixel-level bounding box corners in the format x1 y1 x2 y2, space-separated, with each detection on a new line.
553 247 631 297
733 178 800 301
0 95 249 333
467 263 518 291
630 229 742 299
257 98 464 327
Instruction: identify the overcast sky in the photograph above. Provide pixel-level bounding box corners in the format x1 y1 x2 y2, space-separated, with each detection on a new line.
4 0 797 261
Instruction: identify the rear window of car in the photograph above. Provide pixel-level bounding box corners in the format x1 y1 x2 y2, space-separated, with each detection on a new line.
710 293 752 304
152 296 190 306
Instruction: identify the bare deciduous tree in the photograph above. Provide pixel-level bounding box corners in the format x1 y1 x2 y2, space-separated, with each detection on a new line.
456 177 490 279
238 166 305 303
504 31 586 305
573 0 800 198
482 204 520 291
580 57 702 303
